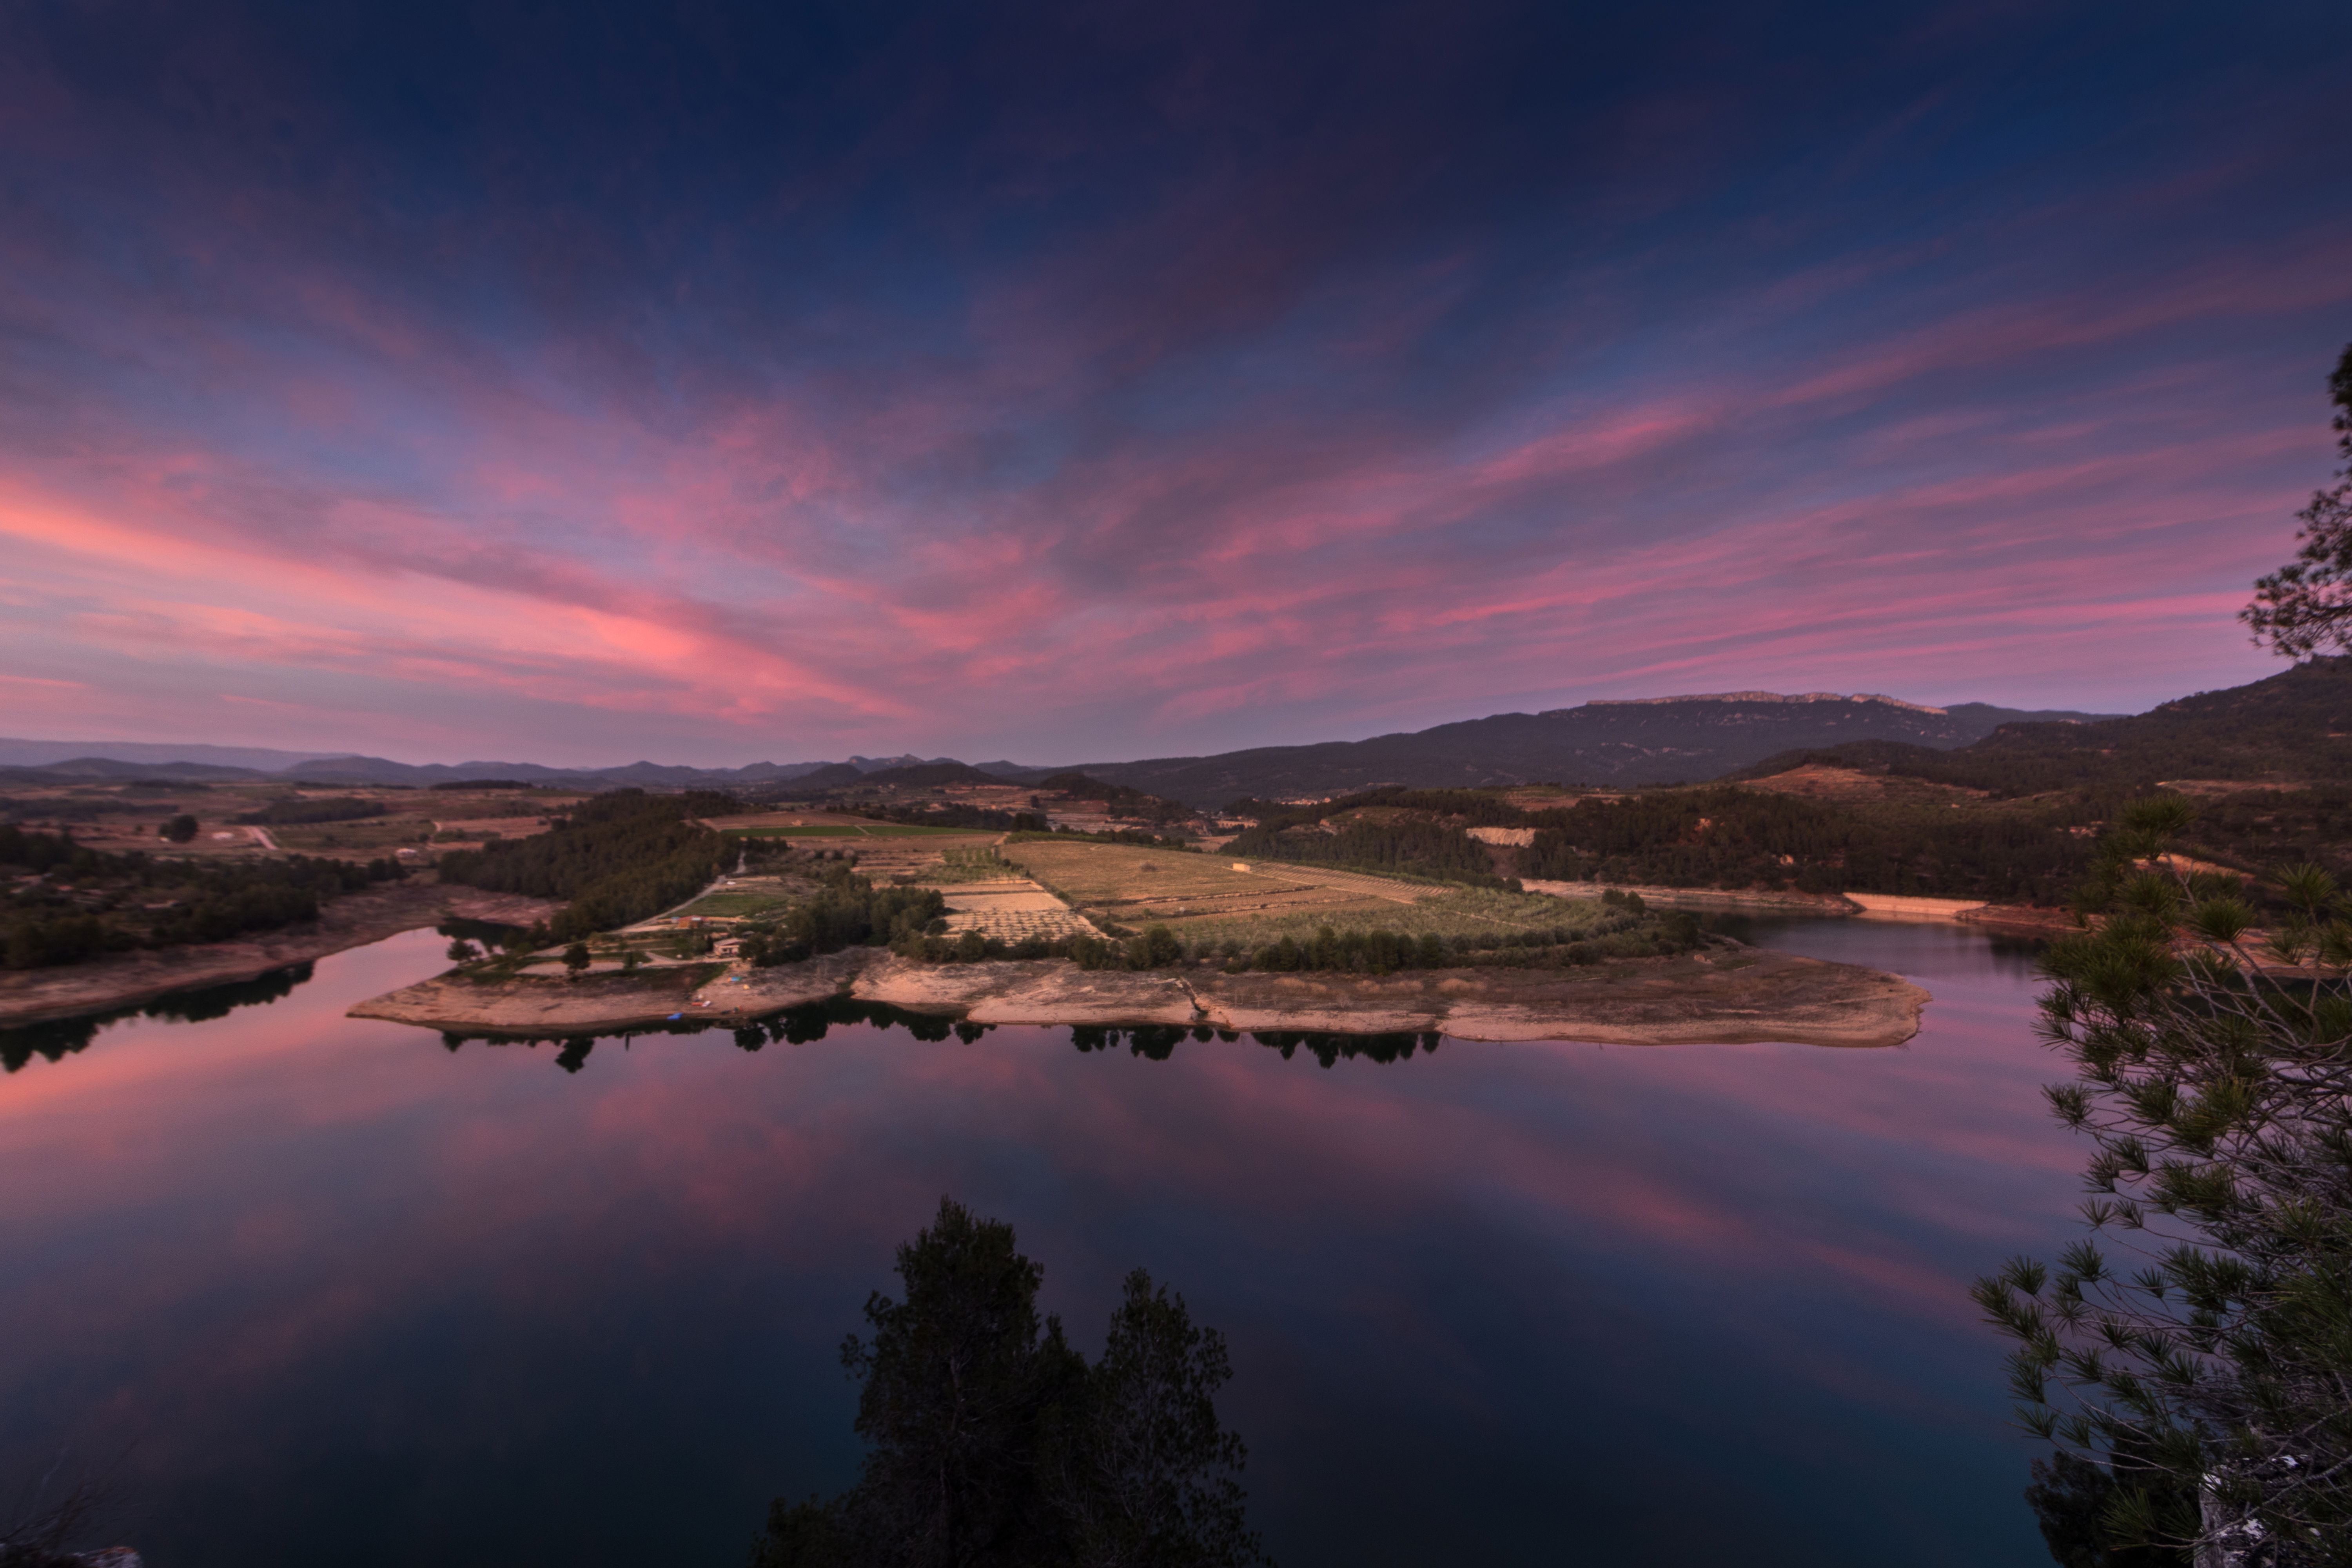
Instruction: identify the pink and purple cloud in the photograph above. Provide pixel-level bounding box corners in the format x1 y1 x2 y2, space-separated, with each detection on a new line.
1 2 2347 765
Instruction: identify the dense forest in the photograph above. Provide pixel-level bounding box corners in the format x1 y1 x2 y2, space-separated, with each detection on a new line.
1517 787 2105 902
436 789 746 940
0 825 406 969
1221 782 2118 903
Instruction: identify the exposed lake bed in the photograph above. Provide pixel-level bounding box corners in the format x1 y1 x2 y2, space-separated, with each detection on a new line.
347 942 1930 1047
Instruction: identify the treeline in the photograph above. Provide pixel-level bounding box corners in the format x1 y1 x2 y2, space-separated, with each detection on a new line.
1 827 405 969
861 802 1047 832
1004 826 1199 849
1517 786 2100 902
1224 814 1506 886
235 796 388 825
736 864 946 965
437 789 745 940
1223 781 2117 904
1229 787 1527 828
889 908 1683 973
1037 771 1191 822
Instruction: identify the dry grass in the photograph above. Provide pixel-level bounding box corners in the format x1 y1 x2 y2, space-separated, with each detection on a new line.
1000 839 1614 948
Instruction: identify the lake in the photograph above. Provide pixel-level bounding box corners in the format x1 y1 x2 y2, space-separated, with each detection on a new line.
0 918 2080 1566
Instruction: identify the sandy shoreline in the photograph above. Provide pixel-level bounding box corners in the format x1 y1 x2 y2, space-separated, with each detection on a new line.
0 882 564 1028
348 946 1931 1049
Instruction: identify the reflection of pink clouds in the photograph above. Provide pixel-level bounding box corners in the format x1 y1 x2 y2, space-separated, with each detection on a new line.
0 928 2094 1513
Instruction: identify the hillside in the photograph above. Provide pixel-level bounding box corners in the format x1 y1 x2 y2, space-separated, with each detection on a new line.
1733 657 2352 797
1061 694 2117 806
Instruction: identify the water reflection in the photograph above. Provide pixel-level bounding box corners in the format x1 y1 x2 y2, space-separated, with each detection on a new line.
435 1003 1449 1073
0 961 312 1073
0 923 2079 1567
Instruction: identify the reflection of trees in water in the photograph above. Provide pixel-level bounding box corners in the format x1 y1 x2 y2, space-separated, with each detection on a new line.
432 1002 1446 1075
0 962 312 1074
433 917 531 952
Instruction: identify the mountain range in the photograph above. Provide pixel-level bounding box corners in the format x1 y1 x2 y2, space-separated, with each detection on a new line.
0 691 2121 802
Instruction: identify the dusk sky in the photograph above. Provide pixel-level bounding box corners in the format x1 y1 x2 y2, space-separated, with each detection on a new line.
3 2 2348 768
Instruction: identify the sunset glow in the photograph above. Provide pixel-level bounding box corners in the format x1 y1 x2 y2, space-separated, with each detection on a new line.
3 4 2346 764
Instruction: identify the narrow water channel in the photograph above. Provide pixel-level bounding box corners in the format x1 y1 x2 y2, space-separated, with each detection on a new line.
0 920 2079 1566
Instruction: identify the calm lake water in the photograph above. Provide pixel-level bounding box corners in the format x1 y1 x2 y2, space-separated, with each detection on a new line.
1 920 2080 1566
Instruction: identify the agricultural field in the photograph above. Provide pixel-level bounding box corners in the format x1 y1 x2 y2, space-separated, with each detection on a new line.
998 839 1617 948
720 823 980 838
0 779 587 863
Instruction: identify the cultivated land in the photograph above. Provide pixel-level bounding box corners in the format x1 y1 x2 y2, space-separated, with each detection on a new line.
345 834 1927 1047
999 840 1637 949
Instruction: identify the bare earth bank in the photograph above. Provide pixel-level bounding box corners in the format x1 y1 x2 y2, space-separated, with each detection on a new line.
349 947 1930 1049
0 882 564 1027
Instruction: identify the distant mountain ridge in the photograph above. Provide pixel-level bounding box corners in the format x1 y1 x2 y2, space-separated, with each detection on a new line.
1040 694 2121 805
0 692 2120 800
1727 657 2352 797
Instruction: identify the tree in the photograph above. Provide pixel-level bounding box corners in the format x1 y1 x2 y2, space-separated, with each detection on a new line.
446 938 480 964
2244 343 2352 659
1972 795 2352 1566
562 941 590 978
754 1198 1268 1568
160 813 198 843
1040 1270 1265 1568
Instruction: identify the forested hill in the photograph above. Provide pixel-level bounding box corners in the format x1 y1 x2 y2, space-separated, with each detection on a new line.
1063 694 2117 806
1732 657 2352 797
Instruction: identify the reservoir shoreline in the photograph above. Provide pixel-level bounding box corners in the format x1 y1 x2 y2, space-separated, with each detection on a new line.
347 944 1932 1049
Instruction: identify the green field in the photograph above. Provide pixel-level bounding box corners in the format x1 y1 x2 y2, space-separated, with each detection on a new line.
672 889 798 918
720 824 986 839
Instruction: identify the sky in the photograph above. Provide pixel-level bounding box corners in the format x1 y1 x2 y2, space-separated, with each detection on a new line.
2 1 2348 769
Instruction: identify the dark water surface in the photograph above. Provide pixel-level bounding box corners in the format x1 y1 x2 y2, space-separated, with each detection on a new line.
1 921 2080 1566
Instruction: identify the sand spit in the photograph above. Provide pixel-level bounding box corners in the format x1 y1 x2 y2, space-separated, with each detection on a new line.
348 946 1930 1049
0 882 563 1028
